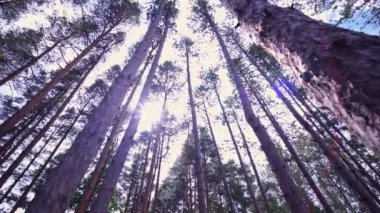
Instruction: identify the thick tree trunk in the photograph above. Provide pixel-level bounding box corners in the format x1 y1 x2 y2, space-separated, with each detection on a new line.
232 112 270 212
0 36 70 86
221 0 380 150
204 8 309 212
0 28 113 137
11 106 85 213
214 85 261 213
236 39 380 211
240 73 333 212
25 2 166 212
89 16 169 213
203 102 238 213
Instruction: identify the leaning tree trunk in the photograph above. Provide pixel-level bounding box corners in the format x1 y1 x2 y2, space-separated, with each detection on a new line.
221 0 380 150
0 35 70 87
204 8 309 212
11 105 86 213
240 73 333 213
185 44 208 213
25 2 166 212
236 38 380 211
203 102 238 213
0 27 113 137
89 17 169 213
232 111 270 212
214 85 261 213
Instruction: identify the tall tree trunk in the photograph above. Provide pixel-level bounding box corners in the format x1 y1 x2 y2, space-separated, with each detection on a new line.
221 0 380 150
74 52 149 213
0 28 113 137
0 126 59 203
185 43 208 213
232 111 270 212
240 73 333 213
10 105 86 213
25 2 166 212
89 16 169 213
236 38 380 211
151 136 165 212
203 101 238 213
204 8 309 212
139 131 160 213
0 36 70 86
213 85 261 213
0 68 91 189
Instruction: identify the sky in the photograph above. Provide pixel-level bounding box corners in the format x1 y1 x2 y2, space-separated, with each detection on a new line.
0 0 379 212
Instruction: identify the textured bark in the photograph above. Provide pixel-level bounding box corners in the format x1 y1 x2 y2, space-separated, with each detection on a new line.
240 73 333 213
214 85 261 213
203 102 237 213
221 0 380 150
232 112 270 212
89 15 169 212
204 7 309 212
0 68 90 189
0 27 113 137
11 106 85 213
25 2 165 212
0 36 69 86
185 43 208 213
237 39 380 211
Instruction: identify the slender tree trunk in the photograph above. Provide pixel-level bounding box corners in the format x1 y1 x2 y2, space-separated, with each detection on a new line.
240 73 333 212
0 69 91 189
0 36 70 86
204 9 309 212
203 102 238 213
213 85 261 213
151 137 165 212
140 131 160 213
232 111 270 211
222 0 380 150
0 126 59 203
0 27 113 137
88 16 169 213
185 44 207 213
236 38 380 211
10 105 86 213
25 3 166 212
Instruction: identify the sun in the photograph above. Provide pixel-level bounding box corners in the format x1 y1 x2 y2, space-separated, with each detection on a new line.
138 100 164 131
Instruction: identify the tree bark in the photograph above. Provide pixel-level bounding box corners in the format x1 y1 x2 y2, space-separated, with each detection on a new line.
221 0 380 150
185 42 208 213
88 15 169 213
25 2 166 212
204 7 309 212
